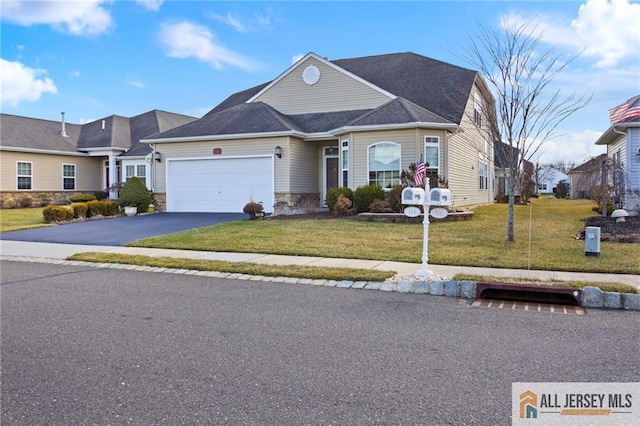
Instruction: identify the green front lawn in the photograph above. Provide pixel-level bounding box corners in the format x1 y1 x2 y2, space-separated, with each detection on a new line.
130 198 640 275
0 208 49 232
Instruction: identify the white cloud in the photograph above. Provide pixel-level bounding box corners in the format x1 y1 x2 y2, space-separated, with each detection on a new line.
126 79 145 88
71 70 81 77
571 0 640 68
535 129 606 165
158 21 256 70
79 117 97 124
0 58 57 107
291 54 305 64
136 0 164 12
212 13 245 32
502 0 640 68
0 0 113 36
210 9 273 32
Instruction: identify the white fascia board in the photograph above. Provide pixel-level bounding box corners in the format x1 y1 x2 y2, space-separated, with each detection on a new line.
82 147 129 156
331 122 459 135
0 146 89 157
595 122 640 145
143 130 306 144
245 52 397 104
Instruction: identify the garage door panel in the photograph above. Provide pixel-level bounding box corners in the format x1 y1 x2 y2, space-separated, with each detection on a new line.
167 157 274 213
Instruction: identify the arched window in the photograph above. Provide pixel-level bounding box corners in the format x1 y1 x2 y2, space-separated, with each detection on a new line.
368 142 401 189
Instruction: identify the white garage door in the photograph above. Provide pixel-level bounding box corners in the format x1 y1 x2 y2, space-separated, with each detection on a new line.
166 156 274 213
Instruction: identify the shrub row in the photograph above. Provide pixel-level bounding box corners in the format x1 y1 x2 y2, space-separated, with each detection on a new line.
327 184 405 215
42 200 120 223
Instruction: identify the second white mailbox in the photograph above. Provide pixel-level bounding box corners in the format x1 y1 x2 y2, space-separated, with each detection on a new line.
428 188 452 206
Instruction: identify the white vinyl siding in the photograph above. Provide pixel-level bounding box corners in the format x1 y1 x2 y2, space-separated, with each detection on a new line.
251 57 393 114
17 161 32 190
62 164 76 190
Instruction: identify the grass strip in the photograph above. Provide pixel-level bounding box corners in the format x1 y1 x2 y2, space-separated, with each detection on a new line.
68 252 396 282
453 274 638 294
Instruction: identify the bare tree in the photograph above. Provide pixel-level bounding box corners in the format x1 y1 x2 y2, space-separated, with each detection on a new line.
551 160 577 175
462 18 590 242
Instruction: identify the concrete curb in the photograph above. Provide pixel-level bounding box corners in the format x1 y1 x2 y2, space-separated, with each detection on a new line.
2 256 639 312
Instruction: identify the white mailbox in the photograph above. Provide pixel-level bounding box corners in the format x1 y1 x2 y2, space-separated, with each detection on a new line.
428 188 452 206
401 187 426 205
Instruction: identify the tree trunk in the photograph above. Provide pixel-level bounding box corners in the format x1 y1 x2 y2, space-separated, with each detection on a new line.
507 174 516 242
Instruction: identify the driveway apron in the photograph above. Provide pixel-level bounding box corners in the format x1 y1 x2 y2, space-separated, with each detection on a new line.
1 213 246 246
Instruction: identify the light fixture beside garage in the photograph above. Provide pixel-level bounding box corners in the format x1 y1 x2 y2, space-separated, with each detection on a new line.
275 145 283 159
155 152 162 163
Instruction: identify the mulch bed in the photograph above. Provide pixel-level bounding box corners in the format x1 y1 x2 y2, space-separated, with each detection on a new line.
579 215 640 243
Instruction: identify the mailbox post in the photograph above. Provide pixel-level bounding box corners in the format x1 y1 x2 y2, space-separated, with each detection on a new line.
403 182 453 277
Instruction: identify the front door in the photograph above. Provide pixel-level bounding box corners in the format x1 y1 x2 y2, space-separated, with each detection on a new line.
323 147 339 205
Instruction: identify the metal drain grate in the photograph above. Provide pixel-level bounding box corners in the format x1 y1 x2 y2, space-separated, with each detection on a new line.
472 299 585 315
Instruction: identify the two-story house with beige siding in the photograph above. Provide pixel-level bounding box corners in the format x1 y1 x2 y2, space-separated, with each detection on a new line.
0 110 196 207
143 52 497 214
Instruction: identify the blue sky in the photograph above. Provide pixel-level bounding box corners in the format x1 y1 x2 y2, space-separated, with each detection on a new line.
2 0 639 165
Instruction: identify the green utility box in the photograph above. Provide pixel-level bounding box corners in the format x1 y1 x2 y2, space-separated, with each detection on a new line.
585 226 601 257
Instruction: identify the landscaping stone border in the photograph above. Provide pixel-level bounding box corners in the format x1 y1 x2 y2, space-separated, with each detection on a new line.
2 255 638 311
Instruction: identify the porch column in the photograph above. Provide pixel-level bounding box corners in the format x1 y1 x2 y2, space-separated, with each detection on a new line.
108 153 118 199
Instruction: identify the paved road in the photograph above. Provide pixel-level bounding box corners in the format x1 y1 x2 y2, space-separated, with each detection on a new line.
2 261 638 425
1 212 245 246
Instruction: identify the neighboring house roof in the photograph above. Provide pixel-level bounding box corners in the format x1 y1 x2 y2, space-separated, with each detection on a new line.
0 110 197 157
0 114 81 153
568 154 607 173
149 52 481 142
493 140 534 174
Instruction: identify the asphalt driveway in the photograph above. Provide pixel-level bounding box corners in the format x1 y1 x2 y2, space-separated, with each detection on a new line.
1 213 246 246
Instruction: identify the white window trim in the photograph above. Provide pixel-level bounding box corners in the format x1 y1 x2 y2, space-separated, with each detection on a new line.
478 155 488 191
16 161 32 190
62 163 76 191
341 139 349 187
367 141 401 189
123 161 149 188
424 136 440 176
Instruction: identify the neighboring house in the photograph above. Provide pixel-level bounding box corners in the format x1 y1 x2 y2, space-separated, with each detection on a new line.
594 95 640 213
0 110 196 207
143 52 497 214
536 166 569 195
568 154 607 199
493 140 534 201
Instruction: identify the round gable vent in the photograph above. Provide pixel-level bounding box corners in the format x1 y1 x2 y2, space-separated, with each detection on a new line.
302 65 320 85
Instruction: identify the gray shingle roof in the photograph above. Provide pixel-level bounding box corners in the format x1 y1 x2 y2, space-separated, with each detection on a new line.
1 110 196 156
333 52 477 124
150 52 479 141
0 114 81 152
569 154 607 173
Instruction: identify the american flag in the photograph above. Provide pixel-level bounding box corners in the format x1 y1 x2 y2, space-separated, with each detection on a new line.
414 154 426 187
609 95 640 124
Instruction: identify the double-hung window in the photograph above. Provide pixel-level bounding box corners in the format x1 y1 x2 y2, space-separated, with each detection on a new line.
473 92 482 127
17 161 32 190
478 156 488 190
125 164 147 185
63 164 76 190
341 140 349 187
368 142 400 189
424 137 440 174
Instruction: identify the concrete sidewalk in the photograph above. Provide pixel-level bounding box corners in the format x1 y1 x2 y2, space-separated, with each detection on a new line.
1 240 638 290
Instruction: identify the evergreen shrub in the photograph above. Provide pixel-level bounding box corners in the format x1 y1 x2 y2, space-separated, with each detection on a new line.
42 205 74 223
118 177 153 214
326 187 353 212
69 193 97 203
71 202 88 219
354 184 385 213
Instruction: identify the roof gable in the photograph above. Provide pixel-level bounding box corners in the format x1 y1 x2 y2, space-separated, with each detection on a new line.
247 53 396 115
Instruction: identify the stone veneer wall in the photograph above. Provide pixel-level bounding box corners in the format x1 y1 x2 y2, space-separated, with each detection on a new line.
0 191 101 209
274 192 321 216
153 193 167 212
